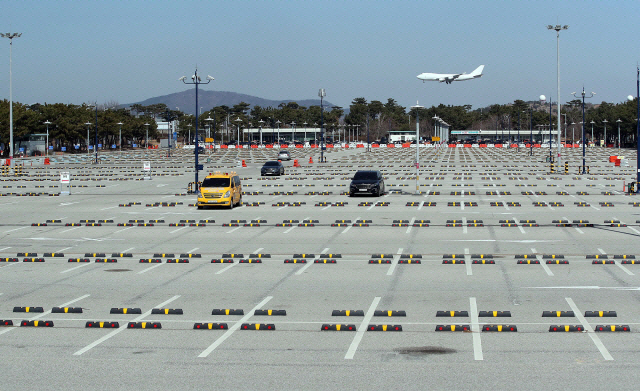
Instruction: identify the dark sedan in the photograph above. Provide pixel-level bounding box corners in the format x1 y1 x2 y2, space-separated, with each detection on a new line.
349 170 385 197
261 161 285 176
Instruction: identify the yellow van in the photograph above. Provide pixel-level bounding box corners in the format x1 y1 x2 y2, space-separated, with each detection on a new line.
197 171 242 209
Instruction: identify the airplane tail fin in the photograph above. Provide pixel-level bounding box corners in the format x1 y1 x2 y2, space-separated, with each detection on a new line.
470 65 484 76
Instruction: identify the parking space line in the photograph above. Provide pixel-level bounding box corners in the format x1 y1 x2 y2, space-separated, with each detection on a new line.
574 228 584 234
138 263 164 274
385 248 403 276
61 226 81 234
122 247 135 253
532 247 554 276
74 295 179 356
405 217 415 234
170 226 189 234
462 217 468 234
344 296 380 360
3 227 27 234
342 216 359 234
628 226 640 235
61 263 92 274
198 296 272 358
56 246 73 253
0 246 11 251
565 298 614 361
464 248 472 276
215 263 238 275
100 206 119 211
0 263 18 270
598 248 634 276
469 297 483 360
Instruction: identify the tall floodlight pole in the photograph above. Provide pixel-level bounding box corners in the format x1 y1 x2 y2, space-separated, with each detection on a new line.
180 69 214 190
572 88 595 174
235 117 242 147
117 122 123 152
616 119 622 150
548 24 568 165
258 119 264 145
85 122 91 158
571 122 575 144
290 121 296 142
205 117 212 147
94 104 98 163
412 102 423 194
319 89 326 162
44 120 51 157
636 66 640 192
303 122 307 143
528 108 533 156
602 119 608 147
275 120 281 144
590 120 595 142
1 32 21 163
144 123 150 150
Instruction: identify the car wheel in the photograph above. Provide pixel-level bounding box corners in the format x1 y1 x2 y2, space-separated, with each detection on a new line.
228 200 234 209
237 196 242 206
197 205 203 210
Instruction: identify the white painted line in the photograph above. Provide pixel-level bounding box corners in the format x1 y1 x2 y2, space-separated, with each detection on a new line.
598 248 606 254
122 247 135 253
575 228 584 234
56 246 73 253
198 296 272 358
188 247 199 254
464 248 472 276
469 297 483 360
0 263 19 270
74 295 179 356
60 263 92 274
615 262 635 276
295 260 314 275
344 296 380 360
137 263 164 274
60 226 81 234
100 206 119 211
565 297 614 361
3 227 27 234
533 249 554 276
462 217 468 235
0 246 11 251
628 227 640 235
386 248 403 276
112 226 134 235
283 226 296 234
170 226 189 234
405 217 415 234
215 263 238 275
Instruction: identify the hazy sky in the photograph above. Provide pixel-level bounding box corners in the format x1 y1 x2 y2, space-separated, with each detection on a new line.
1 0 638 111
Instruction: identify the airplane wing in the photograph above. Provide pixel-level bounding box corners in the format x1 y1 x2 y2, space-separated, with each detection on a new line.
438 74 462 83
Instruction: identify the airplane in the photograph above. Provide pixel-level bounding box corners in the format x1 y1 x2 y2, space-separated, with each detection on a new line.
417 65 484 84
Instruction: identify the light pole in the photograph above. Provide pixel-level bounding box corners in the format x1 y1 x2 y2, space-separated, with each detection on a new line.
180 69 214 190
572 88 596 174
235 117 242 147
636 65 640 192
319 89 326 161
571 122 575 144
144 123 150 150
258 119 264 145
187 123 192 145
548 24 568 165
1 32 21 162
303 122 308 143
117 122 123 152
412 102 423 194
590 120 595 143
540 95 552 161
85 122 91 158
275 120 281 144
602 119 608 147
616 119 622 150
290 121 296 142
44 120 51 157
205 117 213 146
561 113 567 144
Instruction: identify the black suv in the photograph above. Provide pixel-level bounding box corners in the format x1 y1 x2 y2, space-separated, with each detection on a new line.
349 170 385 197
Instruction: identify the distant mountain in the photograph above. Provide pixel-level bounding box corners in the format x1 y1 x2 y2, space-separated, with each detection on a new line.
124 89 336 115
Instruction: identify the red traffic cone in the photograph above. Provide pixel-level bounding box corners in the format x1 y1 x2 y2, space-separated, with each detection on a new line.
242 159 247 167
309 156 313 164
293 159 300 167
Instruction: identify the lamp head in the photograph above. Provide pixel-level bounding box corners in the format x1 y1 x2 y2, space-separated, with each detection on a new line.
628 95 634 101
117 122 123 125
191 75 196 81
539 95 546 102
207 75 215 81
178 76 186 81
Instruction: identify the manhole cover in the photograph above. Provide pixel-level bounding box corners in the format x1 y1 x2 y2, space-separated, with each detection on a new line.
395 346 456 355
104 269 132 272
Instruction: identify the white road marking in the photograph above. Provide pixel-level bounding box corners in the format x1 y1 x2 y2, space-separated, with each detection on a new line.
60 226 81 234
74 295 179 356
100 206 119 211
0 246 11 251
469 297 483 360
386 248 403 276
462 217 468 234
59 202 79 206
628 227 640 234
215 263 238 275
533 247 553 276
464 248 472 276
122 247 135 253
137 263 164 274
405 217 415 234
3 227 27 234
198 296 273 358
575 228 584 234
171 226 189 234
61 263 92 274
56 246 72 253
188 247 199 254
0 263 19 270
565 298 614 361
113 226 134 235
345 296 380 360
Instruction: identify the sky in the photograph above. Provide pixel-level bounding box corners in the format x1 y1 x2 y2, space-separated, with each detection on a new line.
1 0 639 112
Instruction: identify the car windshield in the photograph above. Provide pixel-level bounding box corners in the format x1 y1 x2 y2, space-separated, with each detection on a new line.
279 151 289 155
264 161 280 166
353 171 378 180
201 177 230 187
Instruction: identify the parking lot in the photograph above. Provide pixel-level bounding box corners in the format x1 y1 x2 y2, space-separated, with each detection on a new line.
1 145 639 389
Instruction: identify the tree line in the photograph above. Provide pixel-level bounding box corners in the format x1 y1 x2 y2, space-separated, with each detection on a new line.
1 96 638 154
